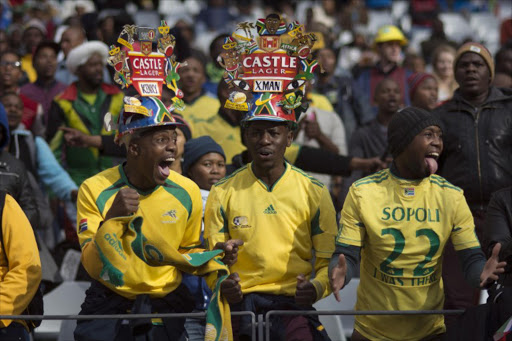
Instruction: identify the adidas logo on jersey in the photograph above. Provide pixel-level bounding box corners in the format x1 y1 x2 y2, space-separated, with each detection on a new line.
263 204 277 214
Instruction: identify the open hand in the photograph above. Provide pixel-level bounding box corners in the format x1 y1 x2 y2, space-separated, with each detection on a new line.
480 243 507 287
330 254 347 302
295 274 317 306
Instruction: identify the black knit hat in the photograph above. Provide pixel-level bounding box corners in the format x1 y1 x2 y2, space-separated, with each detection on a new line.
387 107 442 158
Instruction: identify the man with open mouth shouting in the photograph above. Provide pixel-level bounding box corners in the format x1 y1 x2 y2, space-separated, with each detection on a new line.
329 107 506 341
73 96 206 340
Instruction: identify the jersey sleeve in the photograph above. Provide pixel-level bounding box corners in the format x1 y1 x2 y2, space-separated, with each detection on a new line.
310 186 338 300
312 186 337 258
178 183 204 253
204 186 230 250
450 194 481 251
204 186 230 289
76 180 108 278
337 185 365 247
0 195 41 323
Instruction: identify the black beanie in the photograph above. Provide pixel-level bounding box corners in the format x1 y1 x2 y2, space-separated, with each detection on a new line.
387 107 442 158
182 136 226 175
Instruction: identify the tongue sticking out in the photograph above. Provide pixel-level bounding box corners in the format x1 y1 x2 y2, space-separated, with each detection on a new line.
425 158 438 175
158 164 170 178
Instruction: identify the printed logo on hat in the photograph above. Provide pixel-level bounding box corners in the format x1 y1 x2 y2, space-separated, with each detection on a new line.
469 45 481 53
107 20 185 111
220 14 320 126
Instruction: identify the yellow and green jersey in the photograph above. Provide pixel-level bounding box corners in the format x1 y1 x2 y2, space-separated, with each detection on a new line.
77 164 203 299
338 169 480 341
174 93 220 130
205 162 337 300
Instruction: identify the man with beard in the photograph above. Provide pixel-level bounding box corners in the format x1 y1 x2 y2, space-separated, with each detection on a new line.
433 42 512 317
330 107 506 341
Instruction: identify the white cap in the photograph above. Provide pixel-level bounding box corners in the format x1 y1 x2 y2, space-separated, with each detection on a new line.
65 41 109 74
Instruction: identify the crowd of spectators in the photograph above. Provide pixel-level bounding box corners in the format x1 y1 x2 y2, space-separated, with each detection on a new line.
0 0 511 339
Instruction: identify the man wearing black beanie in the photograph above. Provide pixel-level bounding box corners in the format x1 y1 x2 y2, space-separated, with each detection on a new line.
329 107 506 341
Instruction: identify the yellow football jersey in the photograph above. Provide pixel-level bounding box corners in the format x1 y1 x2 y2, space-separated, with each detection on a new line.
174 94 220 128
77 164 203 299
338 169 480 341
191 113 245 163
204 162 337 300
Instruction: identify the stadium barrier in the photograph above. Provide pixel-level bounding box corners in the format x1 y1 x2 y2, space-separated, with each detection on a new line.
0 309 464 341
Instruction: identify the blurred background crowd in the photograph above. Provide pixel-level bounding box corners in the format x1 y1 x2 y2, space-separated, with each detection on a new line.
0 0 511 322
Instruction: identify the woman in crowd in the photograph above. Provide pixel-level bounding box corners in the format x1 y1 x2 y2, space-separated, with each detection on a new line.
431 44 457 102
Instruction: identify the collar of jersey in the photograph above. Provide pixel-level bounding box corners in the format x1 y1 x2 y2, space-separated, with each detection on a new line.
249 161 290 192
118 163 162 196
389 164 429 183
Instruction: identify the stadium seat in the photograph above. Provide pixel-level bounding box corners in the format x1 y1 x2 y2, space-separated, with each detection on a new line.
33 281 89 340
367 10 395 35
439 13 475 43
314 278 360 340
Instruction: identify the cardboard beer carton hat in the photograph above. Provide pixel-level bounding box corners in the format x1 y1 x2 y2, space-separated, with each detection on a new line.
104 20 185 144
220 14 320 129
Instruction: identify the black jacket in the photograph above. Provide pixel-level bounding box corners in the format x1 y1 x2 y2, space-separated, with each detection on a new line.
435 87 512 210
0 151 39 228
485 187 512 284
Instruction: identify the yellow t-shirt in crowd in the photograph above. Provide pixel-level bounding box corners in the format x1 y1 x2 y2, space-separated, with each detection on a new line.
77 164 203 299
338 169 481 341
205 162 337 300
175 93 220 129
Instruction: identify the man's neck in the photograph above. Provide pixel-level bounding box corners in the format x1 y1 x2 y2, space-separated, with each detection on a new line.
123 162 155 192
183 90 202 104
36 76 56 88
376 110 394 126
317 73 333 85
464 89 490 107
77 80 100 94
219 108 242 126
252 161 286 189
0 84 18 95
378 59 397 73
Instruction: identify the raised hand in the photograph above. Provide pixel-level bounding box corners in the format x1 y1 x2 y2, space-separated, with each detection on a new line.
330 254 347 302
214 239 244 266
104 188 140 221
480 243 507 287
220 272 243 304
295 274 317 307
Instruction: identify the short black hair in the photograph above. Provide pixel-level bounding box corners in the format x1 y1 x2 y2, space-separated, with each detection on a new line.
33 41 60 60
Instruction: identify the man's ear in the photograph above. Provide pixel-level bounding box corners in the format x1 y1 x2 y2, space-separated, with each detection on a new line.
286 129 293 147
128 142 139 157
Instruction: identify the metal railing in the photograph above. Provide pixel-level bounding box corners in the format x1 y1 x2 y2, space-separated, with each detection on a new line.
265 309 465 341
1 309 465 341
